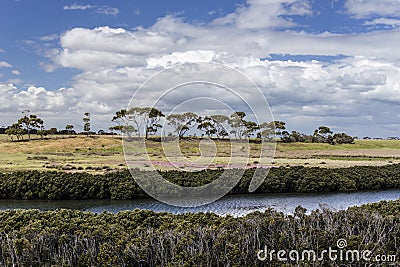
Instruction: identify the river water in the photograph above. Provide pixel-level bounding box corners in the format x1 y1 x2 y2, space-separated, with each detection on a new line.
0 189 399 216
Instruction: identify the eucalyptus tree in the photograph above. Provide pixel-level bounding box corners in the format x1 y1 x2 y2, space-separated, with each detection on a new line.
228 112 248 139
244 121 259 138
210 114 229 139
258 121 275 140
313 125 333 143
197 116 217 137
18 114 44 140
65 124 74 137
5 123 25 141
83 112 91 136
167 112 198 138
112 109 127 127
126 107 148 137
146 108 165 138
124 107 165 138
273 121 286 137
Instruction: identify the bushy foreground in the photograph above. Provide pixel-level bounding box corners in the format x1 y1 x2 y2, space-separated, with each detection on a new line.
0 200 398 266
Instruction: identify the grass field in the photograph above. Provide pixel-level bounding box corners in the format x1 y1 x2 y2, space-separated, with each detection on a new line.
1 134 400 173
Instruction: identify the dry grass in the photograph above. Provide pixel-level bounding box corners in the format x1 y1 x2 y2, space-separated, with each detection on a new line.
0 135 122 154
1 135 400 172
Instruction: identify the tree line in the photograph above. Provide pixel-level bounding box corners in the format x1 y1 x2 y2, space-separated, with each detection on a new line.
2 110 89 141
110 107 354 144
2 107 354 144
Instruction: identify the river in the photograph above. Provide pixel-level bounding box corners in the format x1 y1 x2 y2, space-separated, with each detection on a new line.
0 189 399 216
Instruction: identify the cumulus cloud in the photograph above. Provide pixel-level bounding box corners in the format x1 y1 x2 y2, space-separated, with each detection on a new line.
0 61 12 68
0 83 77 112
146 50 224 68
10 0 400 136
50 8 400 74
56 52 400 125
3 54 400 136
53 26 179 70
11 70 21 75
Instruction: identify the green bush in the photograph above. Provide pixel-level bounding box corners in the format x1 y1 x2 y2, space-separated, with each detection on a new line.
0 164 400 200
0 200 398 266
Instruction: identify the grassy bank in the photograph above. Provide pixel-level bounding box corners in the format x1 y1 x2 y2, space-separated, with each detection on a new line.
1 164 400 200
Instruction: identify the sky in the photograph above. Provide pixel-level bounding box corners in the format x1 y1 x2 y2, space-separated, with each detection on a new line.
1 0 400 137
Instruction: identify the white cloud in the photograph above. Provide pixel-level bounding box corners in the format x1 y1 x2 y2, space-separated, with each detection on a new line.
0 83 84 129
0 84 77 113
96 6 119 16
7 78 22 84
63 4 119 16
211 0 312 30
285 0 313 16
60 26 172 55
146 50 223 68
25 0 400 136
40 34 59 41
50 4 400 74
345 0 400 18
11 70 21 75
0 61 12 68
211 0 310 30
3 55 400 136
63 4 94 10
53 26 180 70
364 18 400 26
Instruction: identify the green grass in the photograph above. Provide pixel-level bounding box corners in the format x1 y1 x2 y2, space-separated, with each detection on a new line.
277 140 400 151
326 156 396 161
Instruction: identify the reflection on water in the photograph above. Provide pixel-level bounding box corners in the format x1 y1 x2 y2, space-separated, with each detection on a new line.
0 189 399 217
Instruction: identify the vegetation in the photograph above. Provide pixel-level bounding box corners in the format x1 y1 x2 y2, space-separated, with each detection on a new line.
5 112 45 141
0 200 397 266
1 163 400 200
0 111 397 265
65 124 74 135
2 106 357 145
0 113 398 265
280 125 354 144
113 108 355 144
0 135 399 173
83 112 91 137
166 112 198 138
5 124 25 141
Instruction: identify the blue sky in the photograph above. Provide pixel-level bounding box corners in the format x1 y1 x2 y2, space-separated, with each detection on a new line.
1 0 400 136
0 0 244 89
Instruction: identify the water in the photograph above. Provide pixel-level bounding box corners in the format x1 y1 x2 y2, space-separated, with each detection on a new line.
0 189 399 217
